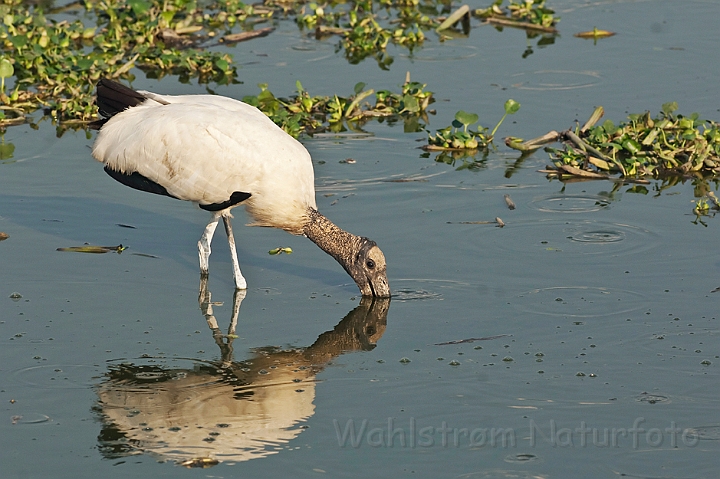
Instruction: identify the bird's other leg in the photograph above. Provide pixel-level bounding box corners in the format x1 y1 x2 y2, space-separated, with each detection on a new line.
198 274 219 331
228 288 246 337
198 212 221 276
222 212 247 290
198 275 242 367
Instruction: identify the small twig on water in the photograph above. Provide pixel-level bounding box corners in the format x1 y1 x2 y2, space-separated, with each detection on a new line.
435 334 511 345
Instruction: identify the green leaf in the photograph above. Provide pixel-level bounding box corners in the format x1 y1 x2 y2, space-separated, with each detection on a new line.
128 0 151 16
9 35 27 48
601 119 617 135
454 110 478 128
661 101 678 116
622 138 641 154
504 99 520 114
0 58 13 78
402 94 419 113
160 11 175 24
353 82 366 94
76 58 94 70
0 141 15 160
214 58 229 71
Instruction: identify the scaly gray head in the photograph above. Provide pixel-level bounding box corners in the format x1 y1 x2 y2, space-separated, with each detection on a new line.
303 209 391 298
345 239 390 298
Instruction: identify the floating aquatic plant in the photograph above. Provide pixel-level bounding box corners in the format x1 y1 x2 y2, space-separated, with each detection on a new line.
297 0 438 68
425 99 520 151
508 103 720 180
243 76 434 137
0 0 550 125
474 0 559 31
0 0 261 122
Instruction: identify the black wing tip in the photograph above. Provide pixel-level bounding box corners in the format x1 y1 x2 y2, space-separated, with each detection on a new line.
95 79 146 120
88 118 108 130
199 192 252 211
103 166 177 199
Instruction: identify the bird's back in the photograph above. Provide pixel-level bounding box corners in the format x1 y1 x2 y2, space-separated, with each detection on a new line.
92 89 317 233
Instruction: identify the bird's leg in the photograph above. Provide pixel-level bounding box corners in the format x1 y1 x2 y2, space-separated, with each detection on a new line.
198 275 245 368
198 212 221 276
198 274 220 332
228 288 246 336
222 212 247 290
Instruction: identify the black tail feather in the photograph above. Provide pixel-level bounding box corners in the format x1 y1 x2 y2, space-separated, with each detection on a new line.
95 78 146 120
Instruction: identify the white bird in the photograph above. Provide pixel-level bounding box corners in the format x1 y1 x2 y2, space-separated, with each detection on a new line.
90 79 390 297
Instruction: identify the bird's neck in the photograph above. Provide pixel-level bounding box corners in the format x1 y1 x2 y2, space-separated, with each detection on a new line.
303 209 364 267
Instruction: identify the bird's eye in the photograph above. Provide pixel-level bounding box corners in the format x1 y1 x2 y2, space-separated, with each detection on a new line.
366 259 375 269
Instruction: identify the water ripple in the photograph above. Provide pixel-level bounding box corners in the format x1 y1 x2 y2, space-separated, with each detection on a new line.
488 219 660 257
12 364 101 389
511 70 601 91
514 286 648 318
399 45 478 62
685 425 720 440
635 392 670 404
389 279 481 302
392 289 444 301
11 413 52 425
530 194 611 213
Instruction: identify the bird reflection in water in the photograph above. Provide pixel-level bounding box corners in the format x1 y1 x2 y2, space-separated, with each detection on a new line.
93 277 390 466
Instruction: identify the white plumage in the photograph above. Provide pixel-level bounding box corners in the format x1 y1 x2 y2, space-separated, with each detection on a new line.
90 79 390 297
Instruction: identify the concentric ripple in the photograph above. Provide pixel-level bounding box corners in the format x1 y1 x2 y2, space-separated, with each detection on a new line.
391 289 444 301
399 45 478 61
530 194 612 213
330 279 480 301
514 286 648 318
569 229 624 243
12 364 101 389
458 470 550 479
390 279 483 301
634 392 670 404
504 453 539 463
511 70 601 91
11 413 51 425
488 219 660 257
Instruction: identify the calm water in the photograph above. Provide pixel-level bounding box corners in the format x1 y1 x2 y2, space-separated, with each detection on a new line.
1 0 719 477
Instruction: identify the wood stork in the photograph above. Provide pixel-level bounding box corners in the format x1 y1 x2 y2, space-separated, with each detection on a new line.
90 79 390 297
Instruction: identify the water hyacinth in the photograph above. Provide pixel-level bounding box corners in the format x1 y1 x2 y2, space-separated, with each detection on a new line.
242 78 434 137
425 99 520 151
509 103 720 179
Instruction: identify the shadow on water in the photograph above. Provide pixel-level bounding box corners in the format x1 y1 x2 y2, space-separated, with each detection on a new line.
92 277 391 466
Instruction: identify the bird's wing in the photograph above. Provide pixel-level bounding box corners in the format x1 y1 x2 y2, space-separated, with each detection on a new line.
92 95 316 230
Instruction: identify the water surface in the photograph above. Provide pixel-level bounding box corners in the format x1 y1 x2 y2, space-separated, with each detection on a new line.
1 1 719 478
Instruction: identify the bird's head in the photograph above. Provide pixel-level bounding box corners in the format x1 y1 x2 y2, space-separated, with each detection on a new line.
302 209 390 298
347 239 390 298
